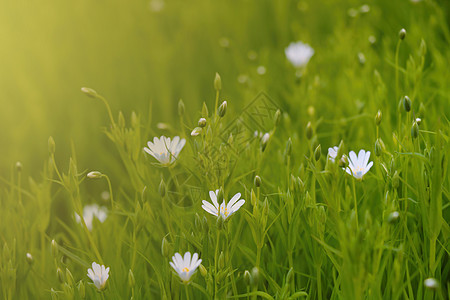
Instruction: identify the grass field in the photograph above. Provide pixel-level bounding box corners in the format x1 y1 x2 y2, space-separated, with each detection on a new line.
0 0 449 299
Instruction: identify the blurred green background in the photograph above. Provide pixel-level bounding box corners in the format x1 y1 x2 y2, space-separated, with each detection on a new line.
0 0 448 181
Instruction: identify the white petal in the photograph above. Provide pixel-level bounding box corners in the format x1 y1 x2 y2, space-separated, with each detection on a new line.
349 151 358 168
230 199 245 213
174 253 183 268
209 191 219 208
202 201 218 216
184 252 191 266
227 192 241 207
362 151 371 168
357 149 366 165
365 161 374 173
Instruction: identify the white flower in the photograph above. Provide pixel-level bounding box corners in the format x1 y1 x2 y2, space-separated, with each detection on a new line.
328 146 339 162
75 204 108 231
202 190 245 220
345 149 373 179
169 252 202 284
285 41 315 68
87 262 110 291
144 136 186 165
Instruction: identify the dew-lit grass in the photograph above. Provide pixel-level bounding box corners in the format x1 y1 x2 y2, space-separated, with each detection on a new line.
0 0 449 299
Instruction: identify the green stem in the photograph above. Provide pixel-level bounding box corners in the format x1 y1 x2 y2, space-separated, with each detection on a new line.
214 229 220 298
102 174 115 209
185 284 191 300
317 265 322 300
352 179 359 231
430 236 436 274
97 95 116 127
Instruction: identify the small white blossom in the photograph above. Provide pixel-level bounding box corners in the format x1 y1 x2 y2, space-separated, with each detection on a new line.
144 136 186 166
346 149 373 179
87 262 110 291
169 252 202 284
285 41 315 68
202 190 245 220
75 204 108 231
328 146 339 162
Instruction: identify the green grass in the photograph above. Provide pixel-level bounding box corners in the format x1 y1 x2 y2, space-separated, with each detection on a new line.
0 0 449 299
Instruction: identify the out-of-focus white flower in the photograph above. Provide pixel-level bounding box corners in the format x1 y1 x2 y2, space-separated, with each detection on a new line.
87 262 110 291
169 252 202 284
346 150 373 179
328 146 339 162
285 41 314 68
75 204 108 231
149 0 165 12
144 136 186 166
202 190 245 220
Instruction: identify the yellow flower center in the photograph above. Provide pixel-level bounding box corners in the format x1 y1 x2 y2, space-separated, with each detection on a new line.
182 267 189 272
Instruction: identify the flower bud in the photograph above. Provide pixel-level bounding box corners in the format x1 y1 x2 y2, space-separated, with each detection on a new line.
191 127 202 136
415 118 422 125
218 251 225 269
214 73 222 91
128 269 135 288
254 175 261 187
375 139 382 157
286 267 294 285
202 102 209 117
285 138 292 157
78 281 85 299
387 211 400 224
392 171 400 189
26 253 34 265
375 110 382 126
403 96 411 112
274 109 281 127
198 118 207 127
51 240 58 258
66 268 74 286
118 111 125 128
261 133 270 151
178 99 185 117
81 87 98 98
418 102 425 119
87 171 102 179
399 28 406 40
314 144 321 161
161 236 171 258
411 121 419 139
218 101 227 117
306 122 313 140
199 264 207 277
51 288 58 300
48 136 56 154
131 111 138 128
251 267 259 287
217 187 224 203
338 155 348 168
159 179 166 198
16 161 23 172
244 270 251 286
424 278 439 290
57 267 64 283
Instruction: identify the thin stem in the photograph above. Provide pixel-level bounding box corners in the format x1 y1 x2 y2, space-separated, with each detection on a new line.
102 174 115 209
97 95 116 127
352 178 359 231
317 265 322 300
214 229 220 298
184 284 191 300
